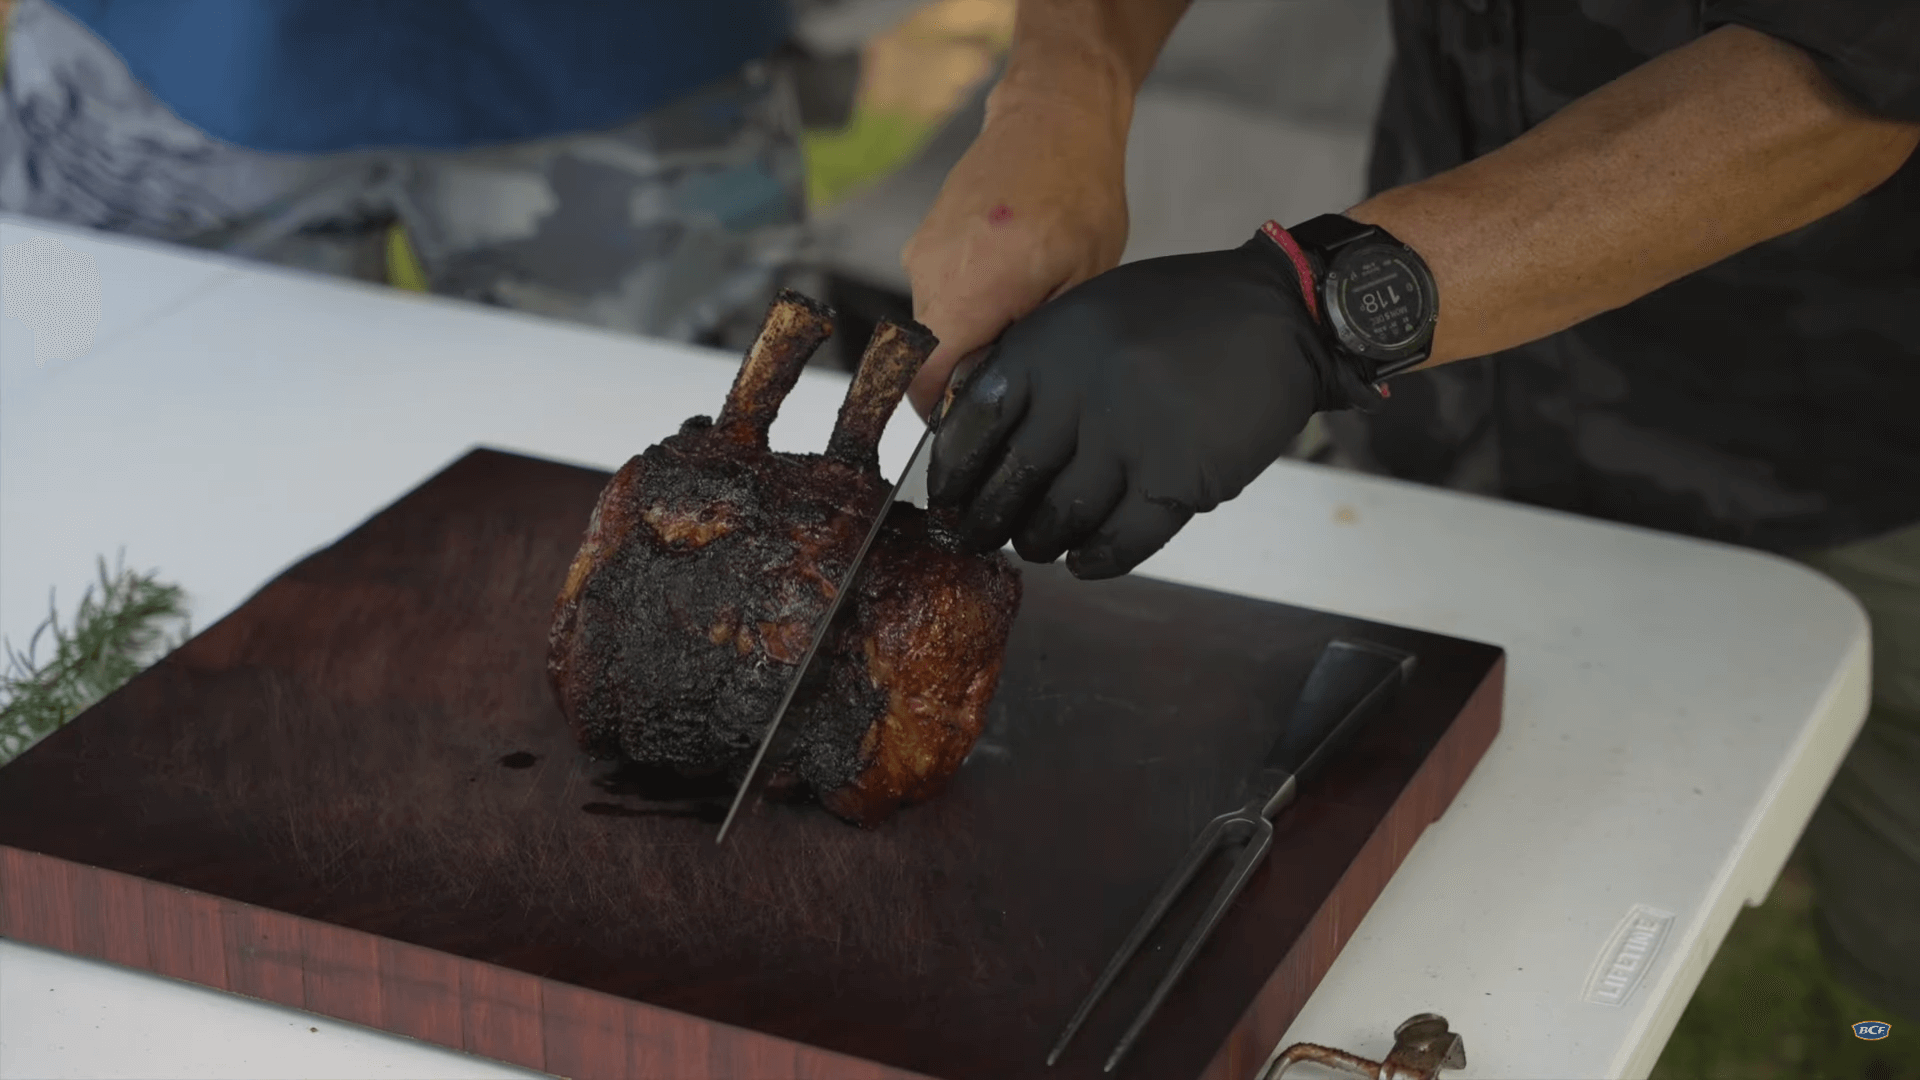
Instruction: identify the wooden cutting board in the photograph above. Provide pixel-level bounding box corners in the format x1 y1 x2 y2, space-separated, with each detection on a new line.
0 448 1503 1080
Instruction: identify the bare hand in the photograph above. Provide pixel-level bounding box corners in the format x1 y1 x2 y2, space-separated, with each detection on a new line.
902 87 1131 416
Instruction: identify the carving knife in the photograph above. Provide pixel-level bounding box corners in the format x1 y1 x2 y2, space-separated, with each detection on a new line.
715 350 985 843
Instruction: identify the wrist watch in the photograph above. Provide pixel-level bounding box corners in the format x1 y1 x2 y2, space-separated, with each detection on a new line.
1260 214 1439 391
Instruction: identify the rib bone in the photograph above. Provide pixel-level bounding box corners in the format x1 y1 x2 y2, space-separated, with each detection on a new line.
826 319 937 473
714 290 837 448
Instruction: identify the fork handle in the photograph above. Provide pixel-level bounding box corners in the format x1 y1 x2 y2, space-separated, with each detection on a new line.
1259 638 1415 808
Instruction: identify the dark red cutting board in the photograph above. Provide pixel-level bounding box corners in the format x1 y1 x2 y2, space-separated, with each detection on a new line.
0 448 1502 1080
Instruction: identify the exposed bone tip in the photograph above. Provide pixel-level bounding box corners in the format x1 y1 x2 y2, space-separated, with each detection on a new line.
825 316 941 469
773 287 838 324
874 317 938 354
717 290 839 445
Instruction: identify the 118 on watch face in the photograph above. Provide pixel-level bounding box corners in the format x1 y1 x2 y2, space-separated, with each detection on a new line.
1328 244 1435 360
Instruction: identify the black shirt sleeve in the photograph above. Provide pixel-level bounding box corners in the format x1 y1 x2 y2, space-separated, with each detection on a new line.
1705 0 1920 121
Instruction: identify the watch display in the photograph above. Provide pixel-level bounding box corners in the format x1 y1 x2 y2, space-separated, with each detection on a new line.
1325 244 1435 360
1273 214 1440 383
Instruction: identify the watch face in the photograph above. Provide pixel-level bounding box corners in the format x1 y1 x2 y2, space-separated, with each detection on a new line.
1326 243 1436 361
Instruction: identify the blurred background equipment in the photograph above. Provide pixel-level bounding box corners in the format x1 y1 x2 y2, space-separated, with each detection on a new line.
0 0 809 350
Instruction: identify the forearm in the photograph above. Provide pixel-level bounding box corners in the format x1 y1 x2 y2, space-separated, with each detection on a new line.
989 0 1190 128
1348 24 1920 367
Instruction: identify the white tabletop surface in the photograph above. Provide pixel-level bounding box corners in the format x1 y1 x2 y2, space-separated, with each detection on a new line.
0 217 1871 1079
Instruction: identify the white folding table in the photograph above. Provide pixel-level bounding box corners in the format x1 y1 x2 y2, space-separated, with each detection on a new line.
0 217 1871 1079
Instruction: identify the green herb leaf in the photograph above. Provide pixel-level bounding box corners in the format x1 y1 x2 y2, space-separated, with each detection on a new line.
0 552 190 764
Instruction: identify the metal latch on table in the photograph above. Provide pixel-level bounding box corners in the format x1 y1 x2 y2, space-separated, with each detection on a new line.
1257 1013 1466 1080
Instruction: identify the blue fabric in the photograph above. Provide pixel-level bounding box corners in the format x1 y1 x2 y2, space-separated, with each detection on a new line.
46 1 792 154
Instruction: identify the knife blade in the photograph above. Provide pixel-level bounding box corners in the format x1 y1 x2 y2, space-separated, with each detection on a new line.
714 349 984 843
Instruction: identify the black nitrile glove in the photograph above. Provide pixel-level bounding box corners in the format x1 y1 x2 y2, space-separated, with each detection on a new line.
926 230 1379 579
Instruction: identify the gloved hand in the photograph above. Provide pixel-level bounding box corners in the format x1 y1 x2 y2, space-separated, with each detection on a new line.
926 230 1379 579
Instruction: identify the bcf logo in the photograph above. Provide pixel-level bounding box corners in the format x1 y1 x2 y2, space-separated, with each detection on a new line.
1853 1021 1890 1041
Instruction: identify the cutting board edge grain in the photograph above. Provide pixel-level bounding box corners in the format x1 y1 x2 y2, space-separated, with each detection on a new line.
0 845 939 1080
1199 651 1505 1080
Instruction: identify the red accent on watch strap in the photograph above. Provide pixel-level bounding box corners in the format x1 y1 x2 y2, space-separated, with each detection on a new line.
1259 220 1321 325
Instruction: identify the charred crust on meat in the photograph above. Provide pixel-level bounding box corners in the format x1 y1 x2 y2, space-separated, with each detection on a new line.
547 298 1023 827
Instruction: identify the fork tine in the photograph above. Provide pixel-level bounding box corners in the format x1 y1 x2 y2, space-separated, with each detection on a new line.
1046 812 1237 1067
1104 818 1276 1074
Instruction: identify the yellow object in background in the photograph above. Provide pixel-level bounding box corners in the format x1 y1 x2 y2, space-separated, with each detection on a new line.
802 0 1012 212
371 0 1016 287
386 223 429 292
803 109 936 210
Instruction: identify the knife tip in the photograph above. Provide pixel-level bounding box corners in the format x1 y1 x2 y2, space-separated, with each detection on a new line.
714 803 743 844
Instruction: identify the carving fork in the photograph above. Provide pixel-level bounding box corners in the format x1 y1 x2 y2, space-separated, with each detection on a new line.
1046 637 1419 1073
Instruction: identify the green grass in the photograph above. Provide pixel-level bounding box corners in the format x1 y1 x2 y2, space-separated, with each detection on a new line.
1652 854 1914 1080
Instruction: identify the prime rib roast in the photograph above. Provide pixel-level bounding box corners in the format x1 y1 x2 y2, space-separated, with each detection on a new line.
546 290 1023 827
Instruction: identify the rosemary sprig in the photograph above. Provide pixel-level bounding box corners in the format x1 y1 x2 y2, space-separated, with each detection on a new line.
0 553 191 764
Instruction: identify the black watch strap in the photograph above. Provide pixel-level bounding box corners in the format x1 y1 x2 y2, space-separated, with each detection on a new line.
1254 221 1387 410
1286 213 1376 262
1262 214 1436 392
